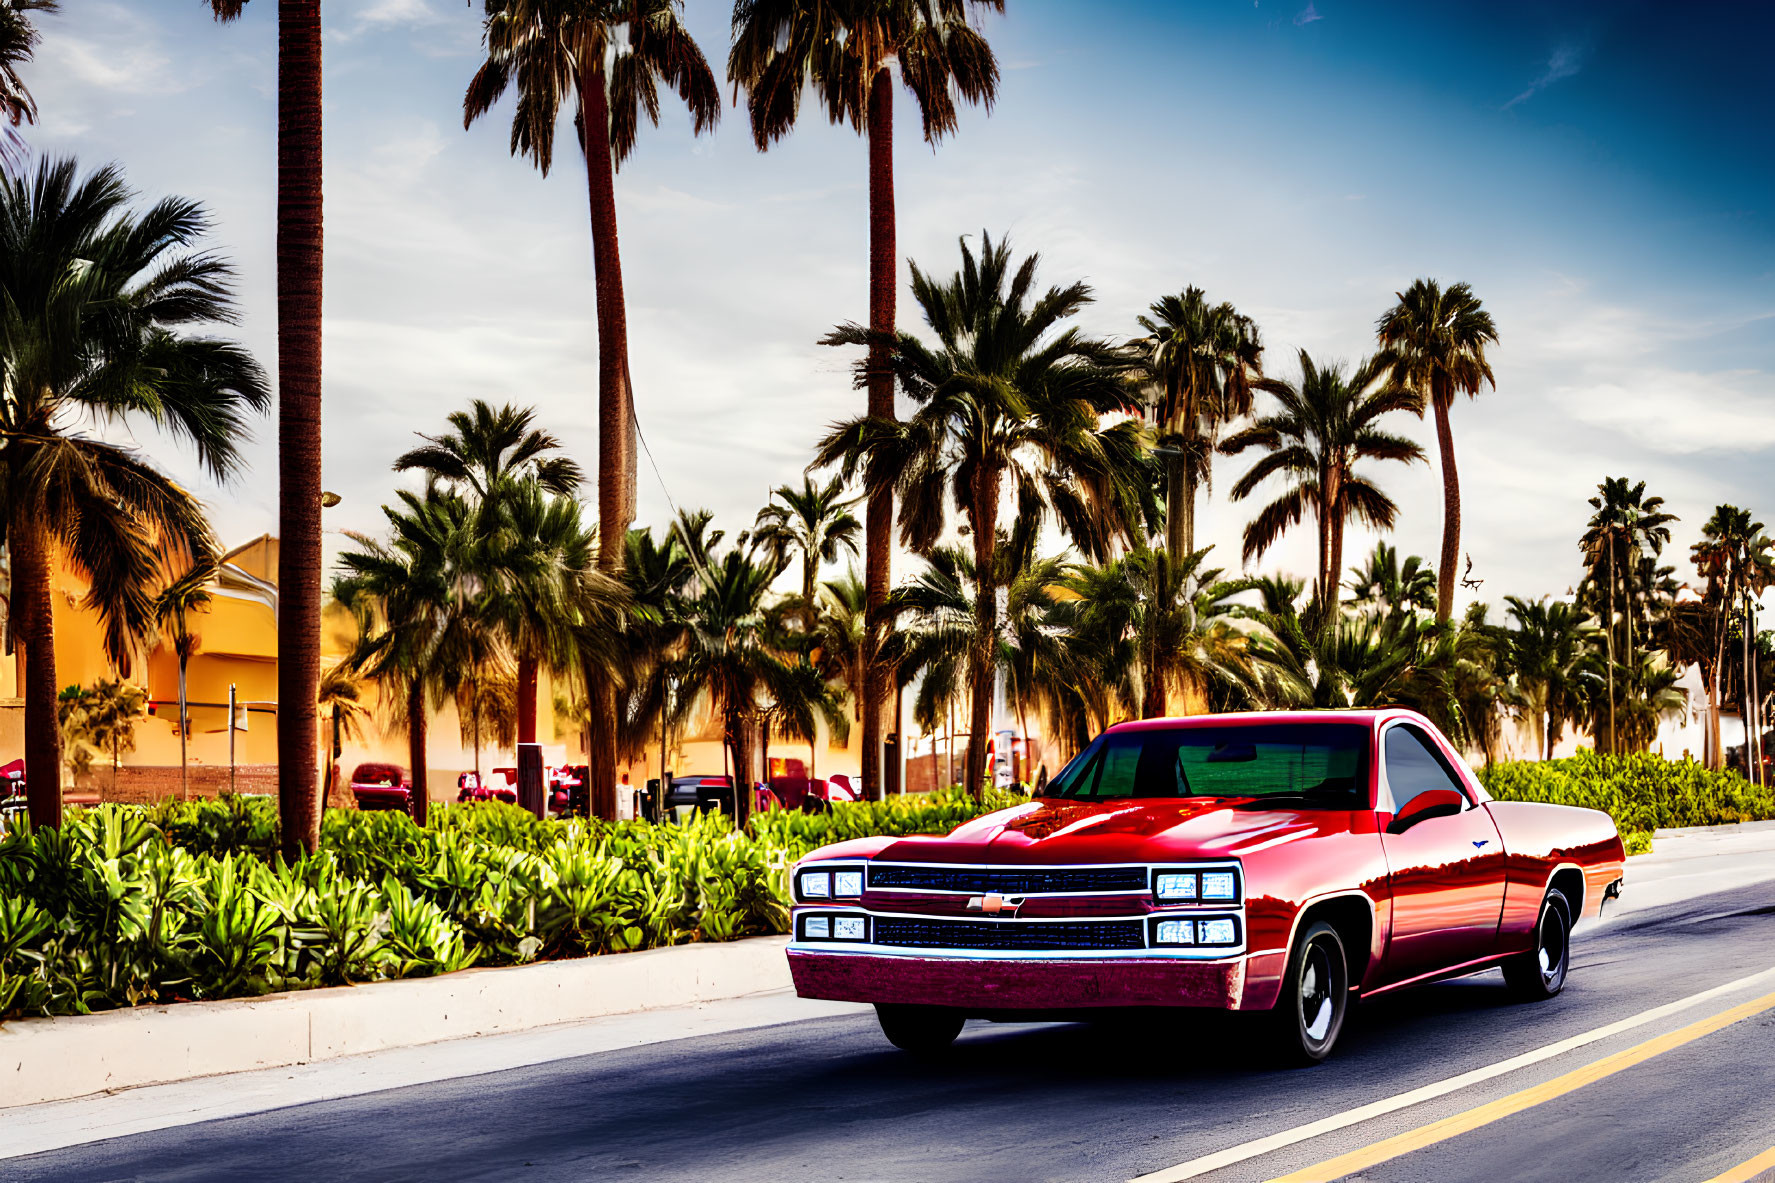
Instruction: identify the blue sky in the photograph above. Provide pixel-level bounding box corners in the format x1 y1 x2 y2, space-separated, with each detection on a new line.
24 0 1775 606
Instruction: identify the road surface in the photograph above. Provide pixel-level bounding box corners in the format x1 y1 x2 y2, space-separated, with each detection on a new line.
7 831 1775 1183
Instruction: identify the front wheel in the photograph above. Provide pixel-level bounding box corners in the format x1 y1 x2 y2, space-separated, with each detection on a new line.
1269 920 1350 1065
875 1004 964 1056
1504 887 1572 1000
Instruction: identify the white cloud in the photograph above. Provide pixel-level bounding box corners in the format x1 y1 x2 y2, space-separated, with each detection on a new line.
1505 42 1587 109
40 36 175 96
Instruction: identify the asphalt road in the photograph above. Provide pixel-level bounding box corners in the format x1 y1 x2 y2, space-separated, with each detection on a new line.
12 882 1775 1183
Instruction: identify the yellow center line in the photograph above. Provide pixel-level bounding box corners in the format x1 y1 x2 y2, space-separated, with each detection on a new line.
1705 1145 1775 1183
1268 988 1775 1183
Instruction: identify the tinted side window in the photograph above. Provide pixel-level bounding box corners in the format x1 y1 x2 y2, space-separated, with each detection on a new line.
1383 726 1468 812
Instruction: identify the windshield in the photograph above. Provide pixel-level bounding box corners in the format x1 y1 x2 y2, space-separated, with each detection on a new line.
1043 723 1371 807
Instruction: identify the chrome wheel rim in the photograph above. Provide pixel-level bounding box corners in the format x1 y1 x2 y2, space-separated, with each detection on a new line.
1538 902 1568 986
1301 941 1335 1042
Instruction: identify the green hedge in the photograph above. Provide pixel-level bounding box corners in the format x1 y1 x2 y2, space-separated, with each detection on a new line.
0 790 1017 1022
1480 751 1775 854
7 755 1761 1023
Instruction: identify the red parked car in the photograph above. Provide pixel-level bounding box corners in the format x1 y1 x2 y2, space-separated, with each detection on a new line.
1 759 24 822
349 763 413 813
758 775 862 814
786 710 1626 1063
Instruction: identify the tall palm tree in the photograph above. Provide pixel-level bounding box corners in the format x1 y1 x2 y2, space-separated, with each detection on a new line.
1063 545 1282 721
817 231 1156 796
395 400 588 748
1344 542 1436 617
1690 505 1775 769
614 525 695 815
892 510 1067 796
811 569 869 728
152 554 221 801
1220 350 1424 616
1500 595 1600 759
753 475 860 628
1578 476 1677 753
205 0 325 859
473 479 627 762
335 489 474 827
1233 576 1426 712
56 677 147 795
0 158 269 829
1128 288 1264 560
1375 279 1498 623
0 0 55 173
730 0 1004 803
317 659 371 807
394 400 583 503
675 530 793 826
465 0 720 818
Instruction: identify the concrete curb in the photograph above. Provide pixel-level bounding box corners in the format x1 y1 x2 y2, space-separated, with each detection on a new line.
0 936 791 1107
1654 818 1775 838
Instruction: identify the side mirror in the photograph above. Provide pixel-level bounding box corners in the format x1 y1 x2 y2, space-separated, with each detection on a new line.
1387 787 1466 834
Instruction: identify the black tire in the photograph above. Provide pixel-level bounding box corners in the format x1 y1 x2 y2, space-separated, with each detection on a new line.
1504 887 1571 1000
875 1004 965 1056
1269 920 1350 1065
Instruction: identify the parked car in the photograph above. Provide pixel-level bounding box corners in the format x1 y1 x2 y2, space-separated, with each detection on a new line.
666 774 733 813
759 775 859 814
786 710 1626 1063
349 763 412 812
1 759 24 823
457 770 517 805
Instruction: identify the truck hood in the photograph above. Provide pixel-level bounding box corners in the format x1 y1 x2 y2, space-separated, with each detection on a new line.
871 797 1328 865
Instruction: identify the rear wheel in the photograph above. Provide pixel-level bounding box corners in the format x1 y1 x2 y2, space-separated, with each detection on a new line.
1269 920 1349 1065
875 1004 964 1056
1504 887 1571 1000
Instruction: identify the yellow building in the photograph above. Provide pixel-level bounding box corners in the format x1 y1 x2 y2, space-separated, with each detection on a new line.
0 535 873 807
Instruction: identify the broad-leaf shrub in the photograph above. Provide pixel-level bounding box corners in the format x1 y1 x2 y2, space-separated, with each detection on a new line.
0 790 1014 1022
1479 751 1775 852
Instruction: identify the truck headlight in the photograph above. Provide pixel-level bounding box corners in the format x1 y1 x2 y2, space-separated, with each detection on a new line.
1199 918 1238 945
833 870 863 898
798 870 831 899
1201 872 1238 901
1153 919 1195 945
833 916 867 941
1154 872 1198 901
804 915 830 939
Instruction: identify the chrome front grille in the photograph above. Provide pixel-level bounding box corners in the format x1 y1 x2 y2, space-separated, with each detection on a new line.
865 864 1150 895
869 916 1147 952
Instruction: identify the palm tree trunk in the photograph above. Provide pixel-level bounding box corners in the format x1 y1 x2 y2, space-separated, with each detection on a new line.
1431 398 1461 624
276 0 324 860
1314 468 1334 616
946 698 955 790
579 60 629 823
965 468 997 800
860 65 896 805
13 506 59 828
1329 476 1349 613
1165 451 1192 562
407 678 428 826
1605 546 1617 756
177 655 190 801
471 674 482 777
516 653 538 745
729 708 752 829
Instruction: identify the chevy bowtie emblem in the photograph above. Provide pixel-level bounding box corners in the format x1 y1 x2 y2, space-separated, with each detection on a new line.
967 893 1022 916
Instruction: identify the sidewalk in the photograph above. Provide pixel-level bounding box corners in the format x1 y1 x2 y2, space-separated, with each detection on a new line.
1605 819 1775 919
0 990 868 1160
